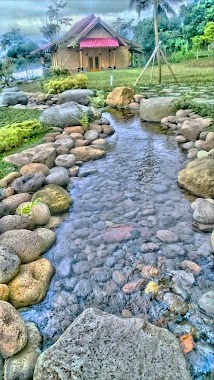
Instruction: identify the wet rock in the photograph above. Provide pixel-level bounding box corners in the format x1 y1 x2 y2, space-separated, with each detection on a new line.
106 87 134 107
140 97 179 122
162 292 189 315
32 184 72 214
34 228 56 252
79 169 97 178
0 215 35 233
0 245 21 284
84 130 99 142
20 163 50 176
211 230 214 250
171 270 195 289
198 291 214 317
191 198 214 224
140 265 160 278
11 173 46 193
112 270 126 286
70 146 106 162
156 229 179 243
175 136 186 143
8 258 54 308
178 156 214 198
55 154 75 168
101 124 115 135
0 284 10 301
180 260 201 274
45 171 70 187
43 216 62 230
88 123 102 133
129 102 140 110
122 280 143 294
0 300 27 359
1 193 31 213
0 230 44 264
187 148 198 159
69 166 79 176
33 308 191 380
74 279 93 297
4 322 42 380
104 225 136 243
197 150 209 158
182 141 195 150
72 260 90 275
16 201 51 226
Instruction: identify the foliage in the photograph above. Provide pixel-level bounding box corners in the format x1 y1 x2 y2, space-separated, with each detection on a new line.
7 41 39 71
0 108 41 128
17 198 42 216
89 91 106 109
0 120 47 153
0 28 24 50
51 67 70 77
0 58 15 86
44 74 87 94
111 18 135 39
40 0 72 42
79 110 90 132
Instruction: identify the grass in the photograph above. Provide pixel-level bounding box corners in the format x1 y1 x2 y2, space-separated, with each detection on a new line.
0 108 41 128
18 56 214 94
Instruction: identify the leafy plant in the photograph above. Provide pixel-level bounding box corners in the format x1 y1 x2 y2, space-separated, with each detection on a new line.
79 112 90 132
51 67 70 77
44 73 87 94
89 91 107 109
16 198 42 216
0 108 41 129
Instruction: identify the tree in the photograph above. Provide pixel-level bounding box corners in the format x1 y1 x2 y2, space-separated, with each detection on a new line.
130 0 182 83
112 18 135 39
0 58 15 86
40 0 72 42
0 29 24 51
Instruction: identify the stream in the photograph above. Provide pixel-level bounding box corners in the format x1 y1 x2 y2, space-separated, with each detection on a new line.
22 110 214 379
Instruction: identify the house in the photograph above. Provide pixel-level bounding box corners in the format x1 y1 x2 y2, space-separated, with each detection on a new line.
32 14 142 72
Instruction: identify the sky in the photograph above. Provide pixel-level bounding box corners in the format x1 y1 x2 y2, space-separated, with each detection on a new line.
0 0 147 43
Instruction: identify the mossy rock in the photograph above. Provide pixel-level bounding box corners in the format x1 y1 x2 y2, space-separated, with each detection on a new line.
32 184 72 215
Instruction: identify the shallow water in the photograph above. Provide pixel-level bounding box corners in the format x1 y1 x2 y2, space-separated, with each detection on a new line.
22 111 214 379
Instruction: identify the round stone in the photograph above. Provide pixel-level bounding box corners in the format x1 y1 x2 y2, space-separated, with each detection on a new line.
55 154 76 168
0 244 21 284
20 163 50 176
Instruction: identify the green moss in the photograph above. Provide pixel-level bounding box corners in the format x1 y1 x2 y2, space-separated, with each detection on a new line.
0 108 41 128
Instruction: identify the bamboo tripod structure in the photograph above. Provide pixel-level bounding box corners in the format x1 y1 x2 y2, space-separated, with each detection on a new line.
134 41 177 86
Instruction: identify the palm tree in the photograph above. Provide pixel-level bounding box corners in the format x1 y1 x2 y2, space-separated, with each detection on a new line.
130 0 182 83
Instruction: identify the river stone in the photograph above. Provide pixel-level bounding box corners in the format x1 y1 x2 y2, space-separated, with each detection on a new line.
0 300 27 359
0 230 44 264
64 126 84 134
162 292 189 315
178 156 214 198
0 214 35 233
70 147 106 162
102 124 115 135
0 245 21 284
2 87 20 93
140 97 179 122
84 130 99 142
0 172 21 188
129 102 140 110
20 163 50 176
69 132 84 140
197 150 209 158
69 166 79 176
0 92 28 106
195 139 214 152
156 230 179 243
198 291 214 317
180 119 205 141
16 202 51 226
39 102 91 127
88 123 102 133
11 173 46 193
35 228 56 252
0 284 10 301
54 138 74 150
59 89 94 106
3 145 56 169
45 171 70 187
7 258 54 308
55 154 76 168
191 198 214 224
211 230 214 250
1 193 31 213
74 139 89 147
32 185 72 214
4 322 42 380
106 87 134 107
91 138 106 147
33 308 190 380
104 225 136 243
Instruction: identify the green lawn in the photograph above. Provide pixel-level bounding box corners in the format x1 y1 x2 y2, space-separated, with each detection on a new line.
18 56 214 94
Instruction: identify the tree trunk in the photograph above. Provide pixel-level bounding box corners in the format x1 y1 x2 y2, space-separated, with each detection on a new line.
153 0 161 83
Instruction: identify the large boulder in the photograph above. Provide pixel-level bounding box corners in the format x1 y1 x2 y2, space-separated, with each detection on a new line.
3 144 56 168
2 87 20 93
33 308 190 380
191 198 214 224
0 301 27 359
106 87 134 107
0 92 28 106
70 146 106 162
0 244 21 284
140 97 179 122
39 102 91 127
59 89 94 106
178 156 214 198
7 258 54 308
32 184 72 214
180 119 207 141
4 322 42 380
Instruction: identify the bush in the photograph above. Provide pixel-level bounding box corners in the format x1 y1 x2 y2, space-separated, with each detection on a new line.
44 74 88 94
0 108 41 128
51 67 70 77
89 90 106 109
0 119 47 153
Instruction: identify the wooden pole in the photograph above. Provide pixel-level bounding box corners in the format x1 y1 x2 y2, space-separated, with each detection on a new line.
79 49 83 70
153 0 161 83
159 48 177 82
134 43 160 86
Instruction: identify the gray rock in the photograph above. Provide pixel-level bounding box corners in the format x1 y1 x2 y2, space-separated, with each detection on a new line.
84 129 99 142
74 279 93 297
0 92 28 106
45 171 70 187
180 119 205 142
2 87 20 93
59 89 94 106
55 154 76 168
156 230 179 243
0 215 35 234
4 145 56 169
70 146 106 162
4 322 42 380
162 292 189 315
198 291 214 317
1 193 31 213
54 138 74 150
33 308 191 380
0 355 3 380
0 244 21 283
11 173 45 193
39 102 91 127
49 166 69 175
140 97 179 122
192 198 214 224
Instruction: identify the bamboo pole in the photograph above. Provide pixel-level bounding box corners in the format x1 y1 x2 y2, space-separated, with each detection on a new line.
134 43 160 86
159 48 177 82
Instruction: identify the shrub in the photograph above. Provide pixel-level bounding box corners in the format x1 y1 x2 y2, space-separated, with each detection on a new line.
89 90 106 109
0 119 47 153
51 67 70 77
0 108 41 128
44 74 88 94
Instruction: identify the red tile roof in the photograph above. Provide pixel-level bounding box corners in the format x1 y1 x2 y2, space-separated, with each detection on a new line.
78 38 119 48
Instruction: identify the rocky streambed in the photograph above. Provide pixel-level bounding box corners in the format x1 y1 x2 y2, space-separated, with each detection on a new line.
21 110 214 379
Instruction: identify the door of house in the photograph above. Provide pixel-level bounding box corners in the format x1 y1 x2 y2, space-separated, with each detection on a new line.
88 56 100 71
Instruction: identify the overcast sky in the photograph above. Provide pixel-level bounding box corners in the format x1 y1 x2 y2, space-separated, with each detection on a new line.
0 0 147 43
